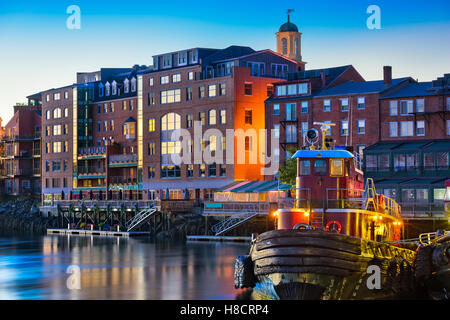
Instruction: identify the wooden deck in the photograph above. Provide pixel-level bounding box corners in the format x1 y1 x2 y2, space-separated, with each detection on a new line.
47 229 150 237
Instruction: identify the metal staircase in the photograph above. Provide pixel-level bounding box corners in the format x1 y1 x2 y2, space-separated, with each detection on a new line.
211 212 261 236
126 206 158 232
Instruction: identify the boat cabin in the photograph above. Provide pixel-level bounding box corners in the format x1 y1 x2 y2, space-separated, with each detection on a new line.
276 147 404 242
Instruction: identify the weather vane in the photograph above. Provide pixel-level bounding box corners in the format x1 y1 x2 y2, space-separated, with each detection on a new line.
287 9 295 22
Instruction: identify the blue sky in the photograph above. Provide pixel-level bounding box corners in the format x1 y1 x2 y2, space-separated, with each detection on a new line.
0 0 449 122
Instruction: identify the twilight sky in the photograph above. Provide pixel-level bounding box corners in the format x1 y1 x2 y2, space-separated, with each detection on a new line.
0 0 449 122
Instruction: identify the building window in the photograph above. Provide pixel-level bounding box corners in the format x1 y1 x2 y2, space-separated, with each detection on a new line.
447 120 450 135
148 92 156 106
148 118 156 132
276 85 287 96
186 87 193 101
186 114 193 129
340 98 349 112
301 122 308 137
208 84 217 97
172 73 181 83
301 101 308 114
208 163 216 177
188 71 194 81
416 99 425 113
148 142 156 156
245 110 252 125
199 112 206 126
199 164 206 178
53 125 62 136
64 108 68 117
287 84 297 95
112 81 117 95
389 101 398 115
53 142 62 153
400 121 414 136
357 120 366 134
400 100 414 115
199 86 205 99
219 109 226 125
53 108 61 119
341 121 349 136
244 83 253 96
208 110 217 125
54 93 60 101
286 125 297 143
46 110 51 120
323 100 331 112
286 103 296 121
149 77 154 86
160 75 169 85
245 136 252 151
267 84 274 97
161 89 181 104
273 104 280 115
416 121 425 136
389 122 398 137
186 164 194 178
298 83 308 95
219 83 226 96
357 97 366 110
219 164 226 177
148 167 155 179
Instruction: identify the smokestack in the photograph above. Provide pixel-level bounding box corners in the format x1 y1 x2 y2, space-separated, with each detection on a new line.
383 66 392 85
320 72 326 88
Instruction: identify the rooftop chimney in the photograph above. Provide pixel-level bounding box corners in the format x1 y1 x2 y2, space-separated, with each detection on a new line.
383 66 392 85
320 72 326 88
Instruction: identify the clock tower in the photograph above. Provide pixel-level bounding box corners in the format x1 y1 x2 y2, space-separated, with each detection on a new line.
276 10 306 71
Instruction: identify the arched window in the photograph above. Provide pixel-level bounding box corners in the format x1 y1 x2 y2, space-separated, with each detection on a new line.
131 77 137 92
281 38 288 55
160 113 181 178
295 38 299 56
112 81 117 95
105 82 111 96
124 79 130 93
53 108 61 119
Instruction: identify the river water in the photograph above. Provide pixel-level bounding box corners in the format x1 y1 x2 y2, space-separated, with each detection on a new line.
0 234 250 300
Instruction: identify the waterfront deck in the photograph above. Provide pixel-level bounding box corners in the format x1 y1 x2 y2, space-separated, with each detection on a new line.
186 235 252 242
47 228 150 237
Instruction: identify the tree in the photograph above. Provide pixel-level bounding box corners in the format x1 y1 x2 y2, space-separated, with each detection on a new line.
278 147 297 187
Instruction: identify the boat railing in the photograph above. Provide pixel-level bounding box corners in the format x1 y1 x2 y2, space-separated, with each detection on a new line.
203 201 274 215
277 188 312 210
419 230 450 245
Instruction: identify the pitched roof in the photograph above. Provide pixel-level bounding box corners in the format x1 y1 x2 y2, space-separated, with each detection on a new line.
203 45 255 64
380 81 435 99
315 78 410 97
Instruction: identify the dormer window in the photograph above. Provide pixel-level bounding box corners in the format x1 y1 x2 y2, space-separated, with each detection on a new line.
99 83 104 97
178 51 187 66
112 81 117 95
105 82 111 96
131 77 137 92
124 79 130 93
163 55 172 68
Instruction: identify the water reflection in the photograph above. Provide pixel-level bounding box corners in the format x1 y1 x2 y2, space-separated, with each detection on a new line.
0 235 250 300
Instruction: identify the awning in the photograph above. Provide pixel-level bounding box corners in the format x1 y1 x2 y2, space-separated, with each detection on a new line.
399 179 444 186
392 142 428 151
422 141 450 151
374 179 412 185
216 181 291 193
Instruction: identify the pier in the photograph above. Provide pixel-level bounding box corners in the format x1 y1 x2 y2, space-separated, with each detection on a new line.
47 228 150 237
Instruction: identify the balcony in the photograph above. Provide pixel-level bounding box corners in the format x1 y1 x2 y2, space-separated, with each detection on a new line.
0 168 34 177
109 176 138 186
78 146 106 159
0 134 40 142
365 165 450 177
108 154 138 167
77 166 106 179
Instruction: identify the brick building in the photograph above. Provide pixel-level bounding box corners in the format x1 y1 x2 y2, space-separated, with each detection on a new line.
39 44 299 205
0 94 42 195
364 73 450 225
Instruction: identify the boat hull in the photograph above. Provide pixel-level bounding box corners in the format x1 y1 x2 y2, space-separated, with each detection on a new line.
240 229 417 300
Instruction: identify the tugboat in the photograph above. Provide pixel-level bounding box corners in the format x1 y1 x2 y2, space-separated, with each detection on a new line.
235 123 417 300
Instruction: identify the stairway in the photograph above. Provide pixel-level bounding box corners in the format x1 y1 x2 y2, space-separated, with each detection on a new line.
211 212 261 236
126 206 158 232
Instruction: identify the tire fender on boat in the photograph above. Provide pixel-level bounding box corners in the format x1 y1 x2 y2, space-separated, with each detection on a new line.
293 223 312 230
